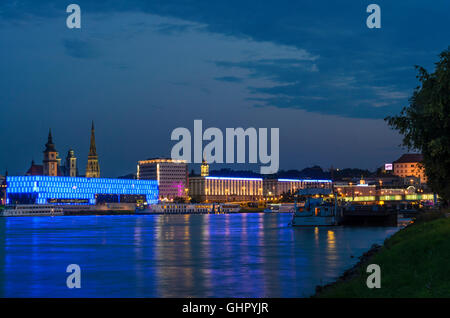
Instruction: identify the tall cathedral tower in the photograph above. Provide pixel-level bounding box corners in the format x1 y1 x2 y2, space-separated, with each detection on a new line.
43 129 58 176
85 121 100 178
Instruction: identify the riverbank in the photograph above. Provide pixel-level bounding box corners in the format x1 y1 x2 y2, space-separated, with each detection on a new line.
314 210 450 297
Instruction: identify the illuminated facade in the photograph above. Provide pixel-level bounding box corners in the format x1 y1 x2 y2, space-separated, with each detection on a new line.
137 158 188 200
85 121 100 178
263 178 333 197
201 159 209 177
334 183 377 197
393 154 427 183
189 177 333 202
6 176 158 205
189 176 264 202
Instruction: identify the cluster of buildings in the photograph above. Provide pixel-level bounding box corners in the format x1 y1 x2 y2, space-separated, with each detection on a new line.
1 124 158 207
25 122 100 178
136 159 332 202
134 153 428 203
334 176 432 202
0 124 430 207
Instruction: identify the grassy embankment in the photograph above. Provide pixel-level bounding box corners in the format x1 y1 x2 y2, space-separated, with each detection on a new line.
315 210 450 298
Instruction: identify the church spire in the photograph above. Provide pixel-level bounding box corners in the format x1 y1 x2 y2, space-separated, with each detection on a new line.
43 128 58 176
89 121 97 156
44 128 57 153
85 121 100 178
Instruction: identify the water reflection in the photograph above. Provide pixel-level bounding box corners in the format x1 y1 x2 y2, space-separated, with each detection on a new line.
0 214 401 297
327 230 337 258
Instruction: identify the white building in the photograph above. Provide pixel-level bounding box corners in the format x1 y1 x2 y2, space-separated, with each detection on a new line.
263 178 333 198
189 176 264 202
189 176 332 202
137 158 188 201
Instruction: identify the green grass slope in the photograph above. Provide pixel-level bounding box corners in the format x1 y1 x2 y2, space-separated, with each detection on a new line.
317 215 450 298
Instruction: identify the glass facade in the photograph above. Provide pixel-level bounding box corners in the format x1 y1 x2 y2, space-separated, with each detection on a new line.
6 176 158 205
137 159 188 200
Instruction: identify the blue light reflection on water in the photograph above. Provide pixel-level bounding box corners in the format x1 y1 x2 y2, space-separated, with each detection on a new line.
0 214 400 297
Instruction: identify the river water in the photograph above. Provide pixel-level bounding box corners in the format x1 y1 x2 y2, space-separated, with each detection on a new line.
0 213 403 297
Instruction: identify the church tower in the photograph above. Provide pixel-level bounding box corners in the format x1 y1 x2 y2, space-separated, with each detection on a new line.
65 149 77 177
201 158 209 177
85 121 100 178
43 129 58 176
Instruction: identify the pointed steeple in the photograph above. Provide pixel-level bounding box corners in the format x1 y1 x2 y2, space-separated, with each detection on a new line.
89 121 97 156
44 128 57 153
43 129 58 176
86 121 100 178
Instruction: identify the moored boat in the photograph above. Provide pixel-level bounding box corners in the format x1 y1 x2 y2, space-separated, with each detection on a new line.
291 188 342 226
136 202 242 214
136 203 214 214
217 203 241 213
0 204 64 217
264 203 297 213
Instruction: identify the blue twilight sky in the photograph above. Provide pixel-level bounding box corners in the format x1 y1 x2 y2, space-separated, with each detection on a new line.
0 1 449 177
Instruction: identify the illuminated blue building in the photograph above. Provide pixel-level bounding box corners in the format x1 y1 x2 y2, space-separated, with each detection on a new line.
6 176 158 205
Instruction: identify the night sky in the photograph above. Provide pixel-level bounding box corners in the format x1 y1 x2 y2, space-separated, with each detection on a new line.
1 1 449 177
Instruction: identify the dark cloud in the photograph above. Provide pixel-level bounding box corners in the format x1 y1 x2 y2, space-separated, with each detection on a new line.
1 0 448 176
215 58 318 82
2 1 448 118
214 58 412 118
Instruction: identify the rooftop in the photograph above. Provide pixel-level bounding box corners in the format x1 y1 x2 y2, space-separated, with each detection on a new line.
394 153 423 163
139 158 187 164
26 163 44 176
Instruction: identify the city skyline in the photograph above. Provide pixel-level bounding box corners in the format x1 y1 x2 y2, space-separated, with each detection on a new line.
1 1 448 176
0 0 448 303
0 122 424 178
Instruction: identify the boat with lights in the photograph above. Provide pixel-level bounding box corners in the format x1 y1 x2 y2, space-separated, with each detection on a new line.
291 188 342 226
0 204 64 217
135 203 241 214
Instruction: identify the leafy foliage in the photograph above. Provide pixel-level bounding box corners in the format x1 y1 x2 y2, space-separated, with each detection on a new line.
386 48 450 203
